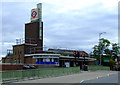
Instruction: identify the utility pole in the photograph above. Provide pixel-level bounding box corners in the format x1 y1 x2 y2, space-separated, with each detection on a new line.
99 32 106 65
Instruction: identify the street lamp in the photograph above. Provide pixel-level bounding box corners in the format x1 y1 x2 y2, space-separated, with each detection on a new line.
99 32 106 65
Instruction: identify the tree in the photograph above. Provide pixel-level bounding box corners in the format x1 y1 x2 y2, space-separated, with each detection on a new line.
92 38 111 56
92 38 120 66
92 38 111 64
109 59 115 66
109 59 115 70
93 45 99 56
104 49 111 56
111 43 119 60
99 38 111 53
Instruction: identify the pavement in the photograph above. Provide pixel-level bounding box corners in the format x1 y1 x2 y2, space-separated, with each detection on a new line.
82 73 118 83
13 71 118 83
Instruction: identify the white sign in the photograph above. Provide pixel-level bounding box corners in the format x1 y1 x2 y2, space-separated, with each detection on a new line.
65 62 70 67
31 8 39 21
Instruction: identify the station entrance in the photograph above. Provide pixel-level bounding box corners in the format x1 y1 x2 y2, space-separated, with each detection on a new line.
59 56 88 67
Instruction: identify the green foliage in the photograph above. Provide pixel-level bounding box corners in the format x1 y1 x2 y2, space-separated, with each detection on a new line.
92 38 111 56
111 43 119 60
93 45 99 56
92 38 119 64
109 59 115 66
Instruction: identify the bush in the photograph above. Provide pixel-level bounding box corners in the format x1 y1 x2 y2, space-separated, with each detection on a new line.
109 59 115 66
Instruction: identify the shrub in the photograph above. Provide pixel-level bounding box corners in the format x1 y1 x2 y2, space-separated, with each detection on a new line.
109 59 115 66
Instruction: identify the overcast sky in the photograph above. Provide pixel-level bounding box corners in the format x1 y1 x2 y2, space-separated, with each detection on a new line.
1 0 119 58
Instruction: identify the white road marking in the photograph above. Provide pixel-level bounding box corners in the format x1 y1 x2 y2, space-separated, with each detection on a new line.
80 80 84 83
96 74 110 80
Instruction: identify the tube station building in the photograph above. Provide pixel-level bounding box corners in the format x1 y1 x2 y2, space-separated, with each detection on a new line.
2 3 96 68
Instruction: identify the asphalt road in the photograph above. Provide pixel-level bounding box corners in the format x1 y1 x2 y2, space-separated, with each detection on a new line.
14 71 118 83
82 73 118 83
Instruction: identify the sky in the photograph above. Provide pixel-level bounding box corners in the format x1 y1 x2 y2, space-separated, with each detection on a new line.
1 0 119 58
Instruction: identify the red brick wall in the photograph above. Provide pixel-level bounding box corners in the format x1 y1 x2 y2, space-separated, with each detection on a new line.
2 58 5 63
2 58 13 63
25 21 39 43
13 45 24 64
1 64 23 71
24 56 33 64
0 64 57 71
25 21 43 51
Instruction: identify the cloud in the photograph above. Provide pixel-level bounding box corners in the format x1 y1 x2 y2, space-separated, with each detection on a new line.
1 0 118 56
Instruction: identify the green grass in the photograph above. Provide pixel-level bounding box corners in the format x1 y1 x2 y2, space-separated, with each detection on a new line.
88 65 110 71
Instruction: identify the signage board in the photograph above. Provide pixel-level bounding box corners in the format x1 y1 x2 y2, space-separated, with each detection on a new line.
31 8 39 21
103 58 109 62
65 62 70 67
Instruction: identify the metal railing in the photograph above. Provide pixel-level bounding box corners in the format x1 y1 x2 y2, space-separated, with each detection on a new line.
1 67 80 81
16 38 37 45
1 66 110 81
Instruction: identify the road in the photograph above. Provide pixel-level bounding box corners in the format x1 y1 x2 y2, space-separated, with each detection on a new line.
82 73 118 83
14 71 118 83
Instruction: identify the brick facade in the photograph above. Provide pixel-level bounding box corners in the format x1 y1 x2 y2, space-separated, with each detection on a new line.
2 21 43 64
12 44 37 64
2 57 13 63
13 45 24 64
25 21 43 51
24 56 36 64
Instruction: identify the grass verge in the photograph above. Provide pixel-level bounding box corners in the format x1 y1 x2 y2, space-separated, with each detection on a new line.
88 65 110 71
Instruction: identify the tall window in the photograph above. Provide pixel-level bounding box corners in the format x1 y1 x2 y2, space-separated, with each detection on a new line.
46 58 50 62
17 59 19 64
43 58 46 62
20 59 21 64
15 59 16 63
52 58 54 62
54 58 58 62
20 51 22 54
36 58 39 62
18 50 19 55
15 51 16 55
50 58 52 62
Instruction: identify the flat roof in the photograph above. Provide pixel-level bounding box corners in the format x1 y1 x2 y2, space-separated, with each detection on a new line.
60 56 96 60
13 43 37 47
25 53 61 57
24 53 96 61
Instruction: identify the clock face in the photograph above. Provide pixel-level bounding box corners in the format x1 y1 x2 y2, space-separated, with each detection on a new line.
31 11 37 18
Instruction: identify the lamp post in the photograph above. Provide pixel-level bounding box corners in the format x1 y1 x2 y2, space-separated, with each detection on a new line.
99 32 106 65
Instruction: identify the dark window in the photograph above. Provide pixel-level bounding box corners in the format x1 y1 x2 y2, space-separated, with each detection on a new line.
15 59 16 63
17 59 19 63
20 51 22 54
40 58 43 62
36 58 39 62
20 59 21 64
50 58 52 62
54 58 58 62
